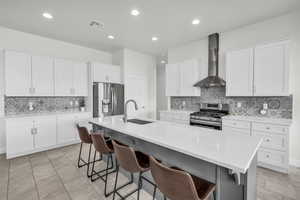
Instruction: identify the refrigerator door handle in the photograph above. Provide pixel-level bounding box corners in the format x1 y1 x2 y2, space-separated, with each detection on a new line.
111 87 114 114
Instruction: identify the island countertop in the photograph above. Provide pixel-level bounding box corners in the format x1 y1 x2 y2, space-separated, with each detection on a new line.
89 116 262 174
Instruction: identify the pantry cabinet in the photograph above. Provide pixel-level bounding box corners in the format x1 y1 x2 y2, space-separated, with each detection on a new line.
166 59 203 96
226 41 290 97
92 63 121 83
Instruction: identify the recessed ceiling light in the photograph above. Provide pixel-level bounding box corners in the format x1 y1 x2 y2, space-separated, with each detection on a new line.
161 60 166 64
42 12 53 19
131 9 140 16
192 18 200 25
152 36 158 41
108 35 115 40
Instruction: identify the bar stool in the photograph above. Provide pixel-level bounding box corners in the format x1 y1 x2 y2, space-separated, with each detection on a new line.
76 124 102 178
112 140 156 200
150 156 216 200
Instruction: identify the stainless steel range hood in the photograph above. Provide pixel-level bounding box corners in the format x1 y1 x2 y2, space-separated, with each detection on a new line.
193 33 226 88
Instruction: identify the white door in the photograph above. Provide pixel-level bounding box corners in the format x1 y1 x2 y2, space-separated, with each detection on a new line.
179 59 201 96
5 51 31 96
73 62 88 96
34 116 57 149
57 114 77 144
126 76 148 118
254 41 289 96
54 59 73 96
226 48 254 96
166 63 180 96
93 63 109 82
31 55 54 96
6 117 34 156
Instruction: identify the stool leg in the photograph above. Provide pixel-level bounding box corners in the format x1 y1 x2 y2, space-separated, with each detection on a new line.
164 195 167 200
77 142 83 168
112 163 120 200
90 149 97 181
137 172 142 200
87 144 92 177
152 185 157 200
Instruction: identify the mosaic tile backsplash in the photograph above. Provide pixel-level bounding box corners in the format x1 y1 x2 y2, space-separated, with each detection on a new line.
5 97 86 116
171 87 293 119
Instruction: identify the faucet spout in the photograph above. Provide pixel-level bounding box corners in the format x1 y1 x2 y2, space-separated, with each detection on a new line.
123 99 138 123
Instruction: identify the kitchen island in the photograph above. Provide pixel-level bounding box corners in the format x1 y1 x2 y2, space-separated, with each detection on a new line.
90 116 262 200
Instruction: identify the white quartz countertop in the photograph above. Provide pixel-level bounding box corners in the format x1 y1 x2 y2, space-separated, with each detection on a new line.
159 110 195 114
90 116 262 174
222 115 292 126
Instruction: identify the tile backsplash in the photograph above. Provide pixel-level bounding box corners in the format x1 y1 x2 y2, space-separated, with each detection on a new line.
5 96 86 116
170 87 293 119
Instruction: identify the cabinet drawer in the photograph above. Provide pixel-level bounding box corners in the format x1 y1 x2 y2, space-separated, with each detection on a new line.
252 123 288 134
253 131 287 151
222 119 251 129
222 126 251 135
258 149 287 167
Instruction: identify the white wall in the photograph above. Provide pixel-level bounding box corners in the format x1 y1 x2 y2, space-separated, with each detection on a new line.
167 11 300 166
113 49 157 119
0 26 112 63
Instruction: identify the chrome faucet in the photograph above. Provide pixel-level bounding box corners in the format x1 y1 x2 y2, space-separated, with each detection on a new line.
123 99 138 123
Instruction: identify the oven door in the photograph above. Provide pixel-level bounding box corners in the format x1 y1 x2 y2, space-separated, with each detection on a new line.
190 119 222 130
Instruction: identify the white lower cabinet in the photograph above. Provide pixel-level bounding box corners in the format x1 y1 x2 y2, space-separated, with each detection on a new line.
57 112 91 144
5 112 91 159
222 117 291 173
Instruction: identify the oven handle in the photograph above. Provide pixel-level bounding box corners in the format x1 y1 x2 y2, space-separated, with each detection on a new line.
190 119 221 126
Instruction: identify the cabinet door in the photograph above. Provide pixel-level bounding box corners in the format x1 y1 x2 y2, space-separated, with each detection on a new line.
93 63 109 82
5 51 31 96
6 117 34 156
179 59 201 96
34 116 57 149
166 63 180 96
226 48 254 96
57 114 77 144
108 65 122 83
31 55 54 96
254 41 289 96
54 59 73 96
73 62 88 96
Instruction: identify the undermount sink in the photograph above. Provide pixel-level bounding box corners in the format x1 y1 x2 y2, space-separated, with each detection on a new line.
127 119 153 125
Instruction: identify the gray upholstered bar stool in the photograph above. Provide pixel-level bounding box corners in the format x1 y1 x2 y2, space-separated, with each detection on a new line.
112 140 156 200
150 156 216 200
76 124 102 178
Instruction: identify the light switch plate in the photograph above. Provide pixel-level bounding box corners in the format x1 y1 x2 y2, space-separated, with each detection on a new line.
237 102 242 108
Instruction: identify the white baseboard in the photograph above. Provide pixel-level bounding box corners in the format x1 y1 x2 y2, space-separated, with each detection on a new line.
290 159 300 167
0 146 5 155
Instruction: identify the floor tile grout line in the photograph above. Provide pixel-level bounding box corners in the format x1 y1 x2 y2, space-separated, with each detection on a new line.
46 152 73 200
28 157 41 200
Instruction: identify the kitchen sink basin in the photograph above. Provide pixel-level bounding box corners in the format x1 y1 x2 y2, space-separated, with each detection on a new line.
127 119 153 125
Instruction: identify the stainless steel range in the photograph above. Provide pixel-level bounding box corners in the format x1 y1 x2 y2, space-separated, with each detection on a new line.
190 103 229 130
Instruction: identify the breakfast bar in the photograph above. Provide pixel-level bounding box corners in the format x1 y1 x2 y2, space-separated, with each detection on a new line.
90 116 262 200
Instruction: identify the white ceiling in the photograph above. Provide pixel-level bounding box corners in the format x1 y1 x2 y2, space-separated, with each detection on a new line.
0 0 299 55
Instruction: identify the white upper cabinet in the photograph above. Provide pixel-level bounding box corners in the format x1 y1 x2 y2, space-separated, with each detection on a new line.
5 50 31 96
166 63 180 96
253 41 289 96
54 59 88 96
179 59 201 96
73 62 88 96
31 55 54 96
93 63 121 83
225 41 290 97
166 59 202 96
226 48 254 96
54 59 74 96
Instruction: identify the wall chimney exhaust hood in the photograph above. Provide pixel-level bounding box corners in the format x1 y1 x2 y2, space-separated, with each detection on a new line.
193 33 226 88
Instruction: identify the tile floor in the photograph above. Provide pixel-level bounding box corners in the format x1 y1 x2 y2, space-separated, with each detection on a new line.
0 144 299 200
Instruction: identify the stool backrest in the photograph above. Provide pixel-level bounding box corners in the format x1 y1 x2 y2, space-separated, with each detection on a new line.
91 133 113 154
150 156 199 200
112 140 141 173
76 124 92 144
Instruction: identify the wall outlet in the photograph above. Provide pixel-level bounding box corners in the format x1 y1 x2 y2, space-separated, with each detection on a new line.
69 101 73 106
28 102 34 111
263 103 268 110
237 102 242 108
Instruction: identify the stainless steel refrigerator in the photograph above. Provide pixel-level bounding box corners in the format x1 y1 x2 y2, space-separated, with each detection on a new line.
93 82 124 117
